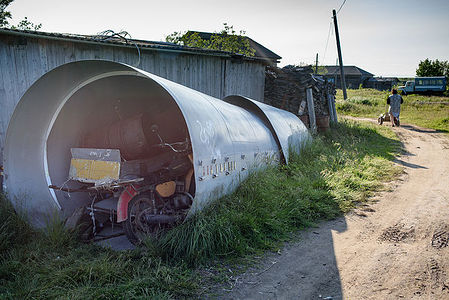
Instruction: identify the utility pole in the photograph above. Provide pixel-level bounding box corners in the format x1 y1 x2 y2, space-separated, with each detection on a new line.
333 9 347 100
315 53 319 74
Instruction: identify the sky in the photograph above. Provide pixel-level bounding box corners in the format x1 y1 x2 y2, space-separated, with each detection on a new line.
7 0 449 77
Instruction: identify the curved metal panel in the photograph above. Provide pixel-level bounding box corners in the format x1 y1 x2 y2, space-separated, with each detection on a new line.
134 71 280 213
4 60 286 225
4 61 141 226
223 95 310 163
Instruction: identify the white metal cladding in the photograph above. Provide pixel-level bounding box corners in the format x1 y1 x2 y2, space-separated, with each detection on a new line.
4 61 308 226
4 61 142 225
223 95 310 163
0 31 266 164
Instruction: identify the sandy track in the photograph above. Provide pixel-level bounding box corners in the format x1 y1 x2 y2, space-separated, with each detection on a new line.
214 122 449 299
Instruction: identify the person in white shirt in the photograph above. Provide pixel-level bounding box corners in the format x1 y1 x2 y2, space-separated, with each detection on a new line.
387 89 404 127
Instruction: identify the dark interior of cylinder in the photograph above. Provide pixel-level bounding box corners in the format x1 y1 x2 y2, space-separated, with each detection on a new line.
46 75 194 215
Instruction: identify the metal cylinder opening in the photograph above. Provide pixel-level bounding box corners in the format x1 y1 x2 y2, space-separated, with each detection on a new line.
46 75 191 217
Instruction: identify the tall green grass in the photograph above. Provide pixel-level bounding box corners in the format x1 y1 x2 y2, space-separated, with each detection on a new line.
0 193 33 256
157 120 402 265
0 195 197 299
0 119 402 298
335 88 449 132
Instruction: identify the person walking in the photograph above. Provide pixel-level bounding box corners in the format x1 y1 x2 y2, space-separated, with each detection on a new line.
387 89 403 127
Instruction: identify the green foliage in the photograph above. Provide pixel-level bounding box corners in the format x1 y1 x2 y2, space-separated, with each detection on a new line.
0 193 33 256
0 0 13 27
10 16 42 30
416 58 449 77
166 23 255 57
44 212 77 249
0 198 197 299
0 0 41 30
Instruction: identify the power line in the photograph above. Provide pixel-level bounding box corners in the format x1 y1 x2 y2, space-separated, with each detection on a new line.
321 0 347 66
322 21 333 66
336 0 347 14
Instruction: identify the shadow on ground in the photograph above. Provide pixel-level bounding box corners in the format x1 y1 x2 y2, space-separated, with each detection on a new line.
211 218 347 299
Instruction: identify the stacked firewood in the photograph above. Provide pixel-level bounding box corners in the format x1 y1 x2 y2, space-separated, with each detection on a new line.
264 65 336 118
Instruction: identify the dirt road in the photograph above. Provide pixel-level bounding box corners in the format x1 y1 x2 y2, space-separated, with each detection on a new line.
214 122 449 299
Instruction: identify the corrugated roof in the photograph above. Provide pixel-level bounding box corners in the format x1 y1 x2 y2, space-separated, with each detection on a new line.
323 65 374 77
0 28 271 63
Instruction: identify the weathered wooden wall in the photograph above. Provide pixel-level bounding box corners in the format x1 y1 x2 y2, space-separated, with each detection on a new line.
0 32 266 163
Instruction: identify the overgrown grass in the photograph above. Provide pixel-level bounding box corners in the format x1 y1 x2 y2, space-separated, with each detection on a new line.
158 120 402 265
0 194 197 299
0 193 33 255
335 88 449 132
0 119 402 298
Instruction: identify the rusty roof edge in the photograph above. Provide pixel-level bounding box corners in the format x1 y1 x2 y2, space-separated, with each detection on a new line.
0 28 271 64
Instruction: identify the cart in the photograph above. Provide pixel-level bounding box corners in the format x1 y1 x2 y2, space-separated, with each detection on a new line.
378 105 400 126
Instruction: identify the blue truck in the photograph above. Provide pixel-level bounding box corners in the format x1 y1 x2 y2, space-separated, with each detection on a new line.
398 76 447 95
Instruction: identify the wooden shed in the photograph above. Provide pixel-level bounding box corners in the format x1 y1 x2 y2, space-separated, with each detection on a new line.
0 28 280 164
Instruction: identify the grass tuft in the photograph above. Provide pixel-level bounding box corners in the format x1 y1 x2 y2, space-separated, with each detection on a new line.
0 193 33 257
44 212 78 249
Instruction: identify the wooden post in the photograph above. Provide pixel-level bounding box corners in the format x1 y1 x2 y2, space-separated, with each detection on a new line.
327 93 334 123
328 93 338 123
333 9 347 100
315 53 319 74
306 88 317 133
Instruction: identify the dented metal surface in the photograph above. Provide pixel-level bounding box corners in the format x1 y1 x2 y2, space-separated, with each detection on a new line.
3 60 310 228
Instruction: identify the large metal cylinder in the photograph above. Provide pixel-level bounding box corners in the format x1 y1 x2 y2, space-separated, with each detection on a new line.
3 60 309 226
83 113 154 161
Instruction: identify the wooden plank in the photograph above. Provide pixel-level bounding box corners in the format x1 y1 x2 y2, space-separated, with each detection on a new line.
306 88 317 132
328 94 338 123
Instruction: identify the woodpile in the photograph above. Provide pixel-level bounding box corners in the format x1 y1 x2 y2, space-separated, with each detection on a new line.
264 65 336 129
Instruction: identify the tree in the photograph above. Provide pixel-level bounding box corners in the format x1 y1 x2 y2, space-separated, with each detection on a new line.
0 0 13 27
11 16 41 30
0 0 41 30
166 23 255 57
416 59 449 77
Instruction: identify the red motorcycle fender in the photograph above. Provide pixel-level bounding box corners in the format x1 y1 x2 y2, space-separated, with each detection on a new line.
117 184 140 223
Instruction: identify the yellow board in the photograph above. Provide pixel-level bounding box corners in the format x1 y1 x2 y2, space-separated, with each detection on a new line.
69 158 120 183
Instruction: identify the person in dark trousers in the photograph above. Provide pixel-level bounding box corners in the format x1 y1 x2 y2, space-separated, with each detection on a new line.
387 89 404 127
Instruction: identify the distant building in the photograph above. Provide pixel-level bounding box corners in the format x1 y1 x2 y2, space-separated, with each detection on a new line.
321 65 374 89
364 77 400 91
